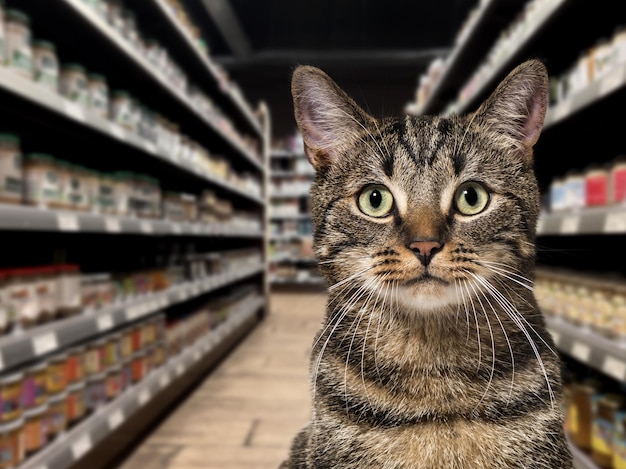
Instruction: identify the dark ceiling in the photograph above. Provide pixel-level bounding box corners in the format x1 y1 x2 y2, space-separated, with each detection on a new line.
183 0 476 140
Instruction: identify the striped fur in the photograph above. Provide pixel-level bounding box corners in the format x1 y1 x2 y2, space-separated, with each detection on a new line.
282 61 572 468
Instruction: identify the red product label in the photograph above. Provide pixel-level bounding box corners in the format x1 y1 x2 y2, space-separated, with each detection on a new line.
586 175 608 206
613 168 626 203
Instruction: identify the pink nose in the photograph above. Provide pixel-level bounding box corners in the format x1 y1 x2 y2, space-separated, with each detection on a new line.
407 240 443 266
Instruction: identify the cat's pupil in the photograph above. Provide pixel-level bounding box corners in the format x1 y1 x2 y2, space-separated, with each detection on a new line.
464 188 478 206
370 190 382 208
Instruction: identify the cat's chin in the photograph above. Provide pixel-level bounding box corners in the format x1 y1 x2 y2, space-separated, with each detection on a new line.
394 281 460 314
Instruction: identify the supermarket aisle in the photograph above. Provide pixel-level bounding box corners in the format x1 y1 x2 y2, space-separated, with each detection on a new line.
118 291 326 469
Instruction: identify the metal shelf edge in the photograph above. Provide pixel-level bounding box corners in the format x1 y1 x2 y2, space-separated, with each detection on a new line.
20 298 263 469
0 264 265 372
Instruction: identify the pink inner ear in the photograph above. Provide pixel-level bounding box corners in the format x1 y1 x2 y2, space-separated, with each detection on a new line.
522 92 547 148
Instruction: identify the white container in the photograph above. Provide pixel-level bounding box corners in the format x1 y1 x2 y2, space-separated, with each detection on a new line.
4 9 32 78
87 73 109 119
32 40 59 92
59 64 88 106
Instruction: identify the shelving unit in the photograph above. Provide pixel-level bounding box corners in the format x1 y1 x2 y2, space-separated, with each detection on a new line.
269 149 323 286
0 0 269 467
406 1 626 467
20 295 264 469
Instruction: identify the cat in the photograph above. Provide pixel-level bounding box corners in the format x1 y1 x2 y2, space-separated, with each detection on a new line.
280 60 573 469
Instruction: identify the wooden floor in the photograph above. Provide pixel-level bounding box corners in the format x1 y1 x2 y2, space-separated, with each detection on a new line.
118 291 326 469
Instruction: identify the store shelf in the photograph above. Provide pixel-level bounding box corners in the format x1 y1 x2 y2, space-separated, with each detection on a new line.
149 0 262 138
20 296 263 469
456 0 569 114
418 0 524 115
0 68 262 205
270 276 325 286
546 316 626 383
0 204 262 238
270 234 312 242
536 206 626 236
271 170 315 178
270 190 310 199
59 0 263 173
271 150 301 159
0 263 264 372
269 213 311 220
270 254 316 263
544 61 626 129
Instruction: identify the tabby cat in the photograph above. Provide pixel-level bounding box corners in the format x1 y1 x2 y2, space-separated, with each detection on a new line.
281 60 573 469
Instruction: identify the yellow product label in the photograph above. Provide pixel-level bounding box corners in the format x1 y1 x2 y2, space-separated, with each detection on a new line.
569 405 579 434
592 420 612 456
614 441 626 469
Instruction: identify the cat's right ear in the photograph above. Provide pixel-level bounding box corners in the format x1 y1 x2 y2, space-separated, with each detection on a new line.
291 66 374 170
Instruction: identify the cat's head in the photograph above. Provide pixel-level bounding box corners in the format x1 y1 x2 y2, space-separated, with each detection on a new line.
291 60 548 314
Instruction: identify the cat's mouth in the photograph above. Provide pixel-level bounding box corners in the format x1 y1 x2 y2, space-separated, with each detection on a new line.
404 272 449 286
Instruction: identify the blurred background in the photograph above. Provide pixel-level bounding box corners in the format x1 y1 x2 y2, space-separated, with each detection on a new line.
0 0 624 468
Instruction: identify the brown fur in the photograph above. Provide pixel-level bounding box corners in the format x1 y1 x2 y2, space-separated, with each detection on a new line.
281 61 573 468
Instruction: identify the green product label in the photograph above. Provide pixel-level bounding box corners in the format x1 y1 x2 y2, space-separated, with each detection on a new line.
3 176 23 194
12 50 32 72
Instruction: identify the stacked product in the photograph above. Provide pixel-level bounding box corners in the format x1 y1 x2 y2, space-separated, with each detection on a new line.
0 4 261 167
0 313 166 467
547 157 626 213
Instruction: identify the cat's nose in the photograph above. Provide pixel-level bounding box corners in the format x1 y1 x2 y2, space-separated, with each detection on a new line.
407 239 443 267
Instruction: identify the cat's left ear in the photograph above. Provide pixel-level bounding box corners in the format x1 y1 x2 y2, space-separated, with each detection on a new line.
473 59 549 159
291 66 376 170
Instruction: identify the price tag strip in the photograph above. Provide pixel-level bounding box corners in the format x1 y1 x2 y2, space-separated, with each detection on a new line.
33 332 59 356
603 211 626 234
57 213 80 231
138 389 152 406
560 215 580 235
571 341 591 363
72 434 93 460
602 355 626 382
97 314 114 332
108 409 125 430
104 217 122 233
159 373 171 389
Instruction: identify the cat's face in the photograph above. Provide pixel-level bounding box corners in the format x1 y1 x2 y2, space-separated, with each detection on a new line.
292 61 548 314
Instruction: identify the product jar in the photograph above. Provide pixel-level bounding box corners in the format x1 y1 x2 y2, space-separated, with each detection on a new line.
0 417 24 469
4 9 32 78
592 393 626 468
110 90 133 130
87 73 109 119
35 266 58 323
0 373 23 423
0 133 23 204
65 346 86 384
131 351 147 383
120 359 132 392
119 328 133 360
611 158 626 205
23 154 61 209
46 391 67 439
84 340 105 376
586 166 610 207
130 325 143 352
97 173 116 214
32 40 59 92
65 382 86 424
106 0 125 33
46 353 68 395
56 264 81 317
0 271 8 335
85 373 106 411
104 334 120 369
22 403 48 455
154 342 165 367
6 268 39 329
105 366 122 400
570 380 603 450
21 363 47 410
113 171 133 216
59 64 88 106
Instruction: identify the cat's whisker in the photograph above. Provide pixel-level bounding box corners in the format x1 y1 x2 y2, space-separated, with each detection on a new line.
328 266 376 292
462 281 482 372
456 109 478 157
312 275 376 402
465 272 516 405
466 278 497 412
344 277 381 416
471 274 555 406
472 261 534 289
373 277 393 383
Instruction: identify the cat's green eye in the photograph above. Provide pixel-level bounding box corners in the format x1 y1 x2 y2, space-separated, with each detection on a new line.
358 185 394 218
454 182 490 216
